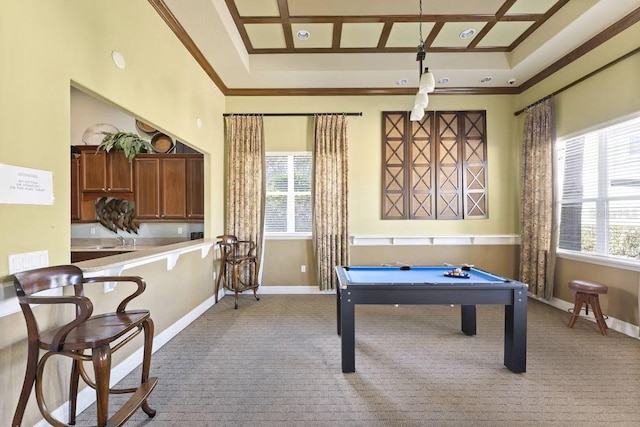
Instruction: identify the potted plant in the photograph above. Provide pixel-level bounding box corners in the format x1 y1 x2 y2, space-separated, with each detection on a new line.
97 131 155 161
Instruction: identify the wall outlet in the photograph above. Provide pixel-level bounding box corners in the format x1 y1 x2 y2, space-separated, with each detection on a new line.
301 265 306 273
90 227 96 235
177 227 183 235
8 250 49 274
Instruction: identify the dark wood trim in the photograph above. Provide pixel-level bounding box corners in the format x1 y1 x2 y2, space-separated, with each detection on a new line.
514 46 640 116
277 0 293 49
332 22 342 49
468 0 516 49
237 14 545 24
508 0 570 50
496 0 518 18
519 7 640 92
424 22 445 48
148 0 228 92
378 22 393 49
248 46 510 54
149 1 636 98
225 86 519 97
467 22 495 49
223 0 254 53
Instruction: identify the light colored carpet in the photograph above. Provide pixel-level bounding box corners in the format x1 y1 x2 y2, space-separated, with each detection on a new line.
77 294 640 426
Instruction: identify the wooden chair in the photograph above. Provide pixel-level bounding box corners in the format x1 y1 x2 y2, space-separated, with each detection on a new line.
215 235 260 309
12 265 157 427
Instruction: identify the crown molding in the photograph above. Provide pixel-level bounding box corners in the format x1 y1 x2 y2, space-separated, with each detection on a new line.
148 1 639 97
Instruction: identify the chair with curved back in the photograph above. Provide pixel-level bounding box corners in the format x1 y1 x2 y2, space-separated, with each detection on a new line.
215 234 260 309
12 264 157 427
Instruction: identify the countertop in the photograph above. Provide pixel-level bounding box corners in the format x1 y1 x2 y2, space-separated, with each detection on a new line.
71 237 190 252
72 238 215 272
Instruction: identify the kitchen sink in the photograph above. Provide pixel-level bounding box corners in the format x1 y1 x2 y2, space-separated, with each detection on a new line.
86 245 118 249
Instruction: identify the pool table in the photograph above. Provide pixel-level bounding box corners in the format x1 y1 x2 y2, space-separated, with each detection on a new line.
335 265 528 373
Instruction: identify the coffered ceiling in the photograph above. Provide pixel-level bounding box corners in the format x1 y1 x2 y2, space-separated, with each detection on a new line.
152 0 640 95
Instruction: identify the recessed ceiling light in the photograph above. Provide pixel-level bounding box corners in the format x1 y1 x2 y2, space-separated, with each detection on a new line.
480 76 493 83
459 29 476 40
296 30 310 41
396 78 408 86
437 77 450 84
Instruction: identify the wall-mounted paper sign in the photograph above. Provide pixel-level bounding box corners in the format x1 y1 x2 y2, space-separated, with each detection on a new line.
0 163 54 205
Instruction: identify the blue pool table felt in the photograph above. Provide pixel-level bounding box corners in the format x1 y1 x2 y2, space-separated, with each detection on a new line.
343 266 510 284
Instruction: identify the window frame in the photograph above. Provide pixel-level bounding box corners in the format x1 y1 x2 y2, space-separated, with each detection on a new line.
556 112 640 271
264 151 313 240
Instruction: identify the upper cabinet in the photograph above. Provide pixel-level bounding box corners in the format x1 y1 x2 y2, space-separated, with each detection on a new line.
71 156 80 221
71 148 204 223
133 154 203 222
186 157 204 220
78 146 133 194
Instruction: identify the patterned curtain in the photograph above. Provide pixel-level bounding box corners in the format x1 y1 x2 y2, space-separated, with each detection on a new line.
313 114 350 291
224 115 265 266
519 98 557 299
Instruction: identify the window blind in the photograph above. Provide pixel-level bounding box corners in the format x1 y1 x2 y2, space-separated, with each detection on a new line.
557 115 640 260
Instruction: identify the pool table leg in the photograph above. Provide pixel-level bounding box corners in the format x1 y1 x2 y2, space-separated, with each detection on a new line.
336 286 342 336
340 292 356 373
504 289 527 373
460 305 477 335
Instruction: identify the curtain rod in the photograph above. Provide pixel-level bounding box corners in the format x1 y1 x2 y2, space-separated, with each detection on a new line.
223 112 362 117
514 47 640 117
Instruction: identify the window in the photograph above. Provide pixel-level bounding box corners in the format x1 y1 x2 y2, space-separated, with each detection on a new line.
557 115 640 261
265 153 312 235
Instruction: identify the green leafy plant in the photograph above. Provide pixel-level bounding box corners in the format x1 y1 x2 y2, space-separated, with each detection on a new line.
97 131 155 161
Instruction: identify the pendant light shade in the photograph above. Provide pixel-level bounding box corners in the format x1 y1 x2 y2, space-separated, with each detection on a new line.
418 68 436 94
410 105 425 122
414 92 429 109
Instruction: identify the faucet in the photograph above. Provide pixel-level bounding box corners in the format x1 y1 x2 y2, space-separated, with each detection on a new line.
116 235 126 246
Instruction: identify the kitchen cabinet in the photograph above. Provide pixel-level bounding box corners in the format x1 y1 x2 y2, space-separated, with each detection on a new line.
134 156 188 220
71 149 204 223
186 157 204 220
71 155 98 223
71 157 80 220
79 146 133 194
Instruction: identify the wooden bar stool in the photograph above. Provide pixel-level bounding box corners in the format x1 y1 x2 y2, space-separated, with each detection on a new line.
567 279 608 335
215 235 260 309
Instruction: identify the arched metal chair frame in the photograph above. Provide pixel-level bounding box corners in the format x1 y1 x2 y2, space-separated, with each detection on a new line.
215 234 260 309
12 264 157 427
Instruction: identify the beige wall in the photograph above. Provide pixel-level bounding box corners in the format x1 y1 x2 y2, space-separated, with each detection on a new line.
227 94 521 237
0 0 226 279
0 1 224 424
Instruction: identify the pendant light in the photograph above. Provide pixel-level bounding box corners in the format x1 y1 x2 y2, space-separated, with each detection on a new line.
410 0 435 121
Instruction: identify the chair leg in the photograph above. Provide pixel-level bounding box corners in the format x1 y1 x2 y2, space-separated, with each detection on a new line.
233 264 240 309
68 358 81 425
253 261 260 302
12 339 39 427
140 318 157 417
568 292 587 329
589 294 608 335
92 345 111 427
215 260 226 303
